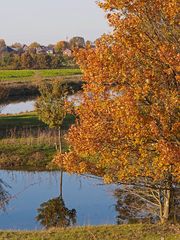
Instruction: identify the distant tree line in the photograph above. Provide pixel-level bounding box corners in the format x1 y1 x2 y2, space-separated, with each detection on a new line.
0 37 94 70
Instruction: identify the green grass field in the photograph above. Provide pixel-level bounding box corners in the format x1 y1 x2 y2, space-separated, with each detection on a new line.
0 112 75 130
0 224 179 240
0 112 43 128
0 70 35 80
40 69 81 77
0 69 82 82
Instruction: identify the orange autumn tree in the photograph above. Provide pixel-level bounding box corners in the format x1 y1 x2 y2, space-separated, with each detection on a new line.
54 0 180 223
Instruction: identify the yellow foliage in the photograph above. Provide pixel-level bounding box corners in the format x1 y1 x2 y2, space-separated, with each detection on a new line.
54 0 180 186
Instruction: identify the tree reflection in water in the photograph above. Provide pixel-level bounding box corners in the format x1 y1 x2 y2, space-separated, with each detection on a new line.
114 188 159 224
0 179 11 211
115 185 180 224
36 196 76 228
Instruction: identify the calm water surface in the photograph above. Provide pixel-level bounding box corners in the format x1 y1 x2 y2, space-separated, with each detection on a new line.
0 94 82 115
0 170 116 230
0 91 121 115
0 100 35 114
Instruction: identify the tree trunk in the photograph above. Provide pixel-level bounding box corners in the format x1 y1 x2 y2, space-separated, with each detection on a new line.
58 127 62 153
60 170 63 198
58 126 63 198
161 189 171 223
160 176 175 224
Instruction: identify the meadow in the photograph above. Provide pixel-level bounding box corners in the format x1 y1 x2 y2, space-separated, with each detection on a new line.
0 112 43 129
0 224 179 240
0 112 75 131
0 69 82 83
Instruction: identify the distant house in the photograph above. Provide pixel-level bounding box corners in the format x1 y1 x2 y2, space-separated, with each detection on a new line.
36 46 54 55
63 49 72 57
36 46 46 54
90 42 95 48
11 47 24 54
46 48 54 55
0 46 17 54
11 47 18 51
22 44 28 52
86 40 95 48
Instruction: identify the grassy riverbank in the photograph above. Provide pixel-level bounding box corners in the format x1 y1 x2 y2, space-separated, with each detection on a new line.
0 143 56 170
0 112 75 131
0 112 75 170
0 74 82 102
0 112 43 129
0 69 82 83
0 224 179 240
0 69 82 104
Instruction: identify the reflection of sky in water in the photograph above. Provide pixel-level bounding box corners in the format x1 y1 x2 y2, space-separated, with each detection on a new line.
0 91 122 115
67 93 82 106
0 170 116 230
1 101 35 114
1 94 82 115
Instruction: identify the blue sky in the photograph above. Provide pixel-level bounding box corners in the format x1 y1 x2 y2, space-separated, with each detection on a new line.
0 0 110 45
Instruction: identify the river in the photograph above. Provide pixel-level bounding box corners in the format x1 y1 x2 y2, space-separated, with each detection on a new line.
0 93 82 115
0 94 117 230
0 170 116 230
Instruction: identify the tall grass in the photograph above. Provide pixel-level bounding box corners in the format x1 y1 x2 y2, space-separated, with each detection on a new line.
0 127 68 170
1 127 68 149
